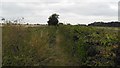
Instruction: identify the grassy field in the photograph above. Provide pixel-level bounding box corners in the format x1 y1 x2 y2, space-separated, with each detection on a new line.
0 27 2 67
2 25 120 66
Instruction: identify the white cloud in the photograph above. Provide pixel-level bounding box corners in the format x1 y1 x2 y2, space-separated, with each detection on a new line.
1 0 119 25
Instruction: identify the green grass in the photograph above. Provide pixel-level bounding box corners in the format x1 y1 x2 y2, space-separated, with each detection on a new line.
2 25 120 66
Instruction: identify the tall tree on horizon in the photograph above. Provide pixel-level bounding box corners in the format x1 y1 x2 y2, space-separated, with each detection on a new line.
47 13 59 26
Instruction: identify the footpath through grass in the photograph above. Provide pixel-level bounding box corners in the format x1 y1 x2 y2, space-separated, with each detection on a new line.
2 25 120 66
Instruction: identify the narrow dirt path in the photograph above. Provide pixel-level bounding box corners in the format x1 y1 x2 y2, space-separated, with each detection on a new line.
49 28 74 66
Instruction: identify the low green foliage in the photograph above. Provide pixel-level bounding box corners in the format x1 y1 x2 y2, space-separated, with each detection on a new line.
2 25 120 66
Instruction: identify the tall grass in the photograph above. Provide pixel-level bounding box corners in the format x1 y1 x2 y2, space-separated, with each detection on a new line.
2 25 120 66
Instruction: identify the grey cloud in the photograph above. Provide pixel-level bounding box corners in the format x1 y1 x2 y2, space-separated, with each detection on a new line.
1 2 50 17
58 2 117 16
40 0 62 4
1 2 34 16
1 0 118 24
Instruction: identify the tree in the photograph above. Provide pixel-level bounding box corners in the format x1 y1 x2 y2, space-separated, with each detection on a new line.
1 18 5 23
1 18 5 21
47 13 59 26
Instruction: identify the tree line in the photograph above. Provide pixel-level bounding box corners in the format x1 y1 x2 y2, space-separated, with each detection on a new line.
1 13 120 27
88 21 120 27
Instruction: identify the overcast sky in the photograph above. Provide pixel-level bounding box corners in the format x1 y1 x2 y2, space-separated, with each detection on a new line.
0 0 119 25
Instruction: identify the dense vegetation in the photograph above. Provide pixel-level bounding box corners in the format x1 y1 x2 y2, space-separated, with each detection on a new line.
88 21 120 27
2 25 120 66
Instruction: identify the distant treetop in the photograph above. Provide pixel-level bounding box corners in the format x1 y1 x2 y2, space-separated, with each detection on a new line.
47 13 59 26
